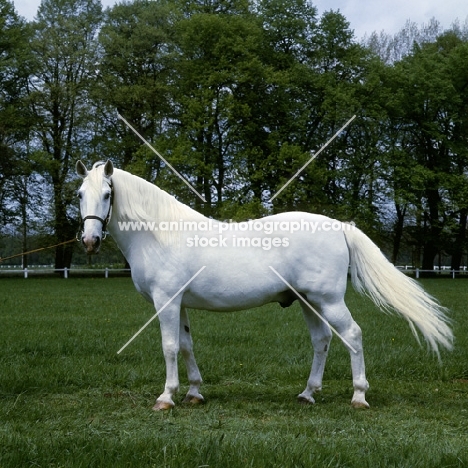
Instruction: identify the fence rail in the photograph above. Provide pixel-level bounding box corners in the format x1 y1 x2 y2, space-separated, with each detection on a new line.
395 267 468 279
0 267 131 279
0 266 467 279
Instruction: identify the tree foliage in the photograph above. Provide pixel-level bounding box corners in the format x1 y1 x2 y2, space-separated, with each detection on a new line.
26 0 102 268
1 0 467 270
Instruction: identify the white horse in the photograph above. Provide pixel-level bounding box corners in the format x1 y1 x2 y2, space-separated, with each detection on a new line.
76 160 453 410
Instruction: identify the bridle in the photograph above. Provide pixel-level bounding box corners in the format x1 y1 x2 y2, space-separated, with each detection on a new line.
76 180 114 242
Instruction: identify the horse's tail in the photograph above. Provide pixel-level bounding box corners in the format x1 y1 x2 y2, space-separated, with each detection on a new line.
343 225 453 356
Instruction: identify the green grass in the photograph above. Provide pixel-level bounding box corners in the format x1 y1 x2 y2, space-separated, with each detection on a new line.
0 277 467 467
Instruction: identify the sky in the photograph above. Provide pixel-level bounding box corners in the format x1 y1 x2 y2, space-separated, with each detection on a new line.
11 0 468 39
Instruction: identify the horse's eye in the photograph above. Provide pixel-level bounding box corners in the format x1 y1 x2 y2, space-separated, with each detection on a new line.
104 192 110 200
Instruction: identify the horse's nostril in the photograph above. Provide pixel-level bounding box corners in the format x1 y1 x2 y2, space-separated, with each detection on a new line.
82 234 102 253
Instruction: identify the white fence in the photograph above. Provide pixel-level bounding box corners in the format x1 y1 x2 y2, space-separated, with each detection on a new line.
0 266 467 279
396 266 468 279
0 267 131 278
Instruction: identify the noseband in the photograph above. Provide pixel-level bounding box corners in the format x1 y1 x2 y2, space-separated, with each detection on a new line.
77 180 114 242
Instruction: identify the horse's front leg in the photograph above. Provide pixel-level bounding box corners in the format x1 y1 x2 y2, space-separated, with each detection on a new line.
153 301 181 411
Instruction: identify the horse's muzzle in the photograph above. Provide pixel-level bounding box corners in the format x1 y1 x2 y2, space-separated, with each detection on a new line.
81 234 101 254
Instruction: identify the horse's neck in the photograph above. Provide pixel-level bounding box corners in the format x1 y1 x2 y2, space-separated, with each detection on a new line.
108 170 207 262
112 169 207 222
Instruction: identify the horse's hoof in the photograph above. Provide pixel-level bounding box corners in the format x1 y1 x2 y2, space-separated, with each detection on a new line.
297 394 315 405
351 400 370 409
182 394 205 405
152 400 174 411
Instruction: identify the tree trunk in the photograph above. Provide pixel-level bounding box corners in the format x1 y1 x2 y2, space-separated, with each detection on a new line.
392 203 406 264
20 176 28 269
451 208 467 272
421 189 441 273
53 183 75 270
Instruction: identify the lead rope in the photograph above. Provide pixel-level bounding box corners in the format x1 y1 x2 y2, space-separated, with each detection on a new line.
0 238 77 263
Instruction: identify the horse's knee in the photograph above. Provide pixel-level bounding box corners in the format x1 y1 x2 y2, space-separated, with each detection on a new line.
162 339 179 357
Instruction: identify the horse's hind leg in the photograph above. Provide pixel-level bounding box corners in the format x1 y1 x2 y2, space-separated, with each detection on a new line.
298 302 332 404
303 297 370 408
179 307 204 404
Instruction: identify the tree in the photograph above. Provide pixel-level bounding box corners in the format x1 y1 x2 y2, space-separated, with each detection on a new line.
305 11 380 229
365 18 443 65
0 0 39 268
380 31 468 269
169 1 266 216
95 0 177 173
0 0 29 224
27 0 102 269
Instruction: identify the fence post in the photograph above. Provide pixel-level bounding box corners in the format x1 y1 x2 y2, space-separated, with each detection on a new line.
452 269 455 279
24 268 28 279
64 267 68 279
105 267 109 279
415 268 419 279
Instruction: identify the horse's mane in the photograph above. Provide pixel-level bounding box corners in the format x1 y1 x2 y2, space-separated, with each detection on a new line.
112 169 196 221
109 167 207 244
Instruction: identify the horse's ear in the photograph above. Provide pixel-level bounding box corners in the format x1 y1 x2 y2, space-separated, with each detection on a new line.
76 160 88 178
104 160 114 178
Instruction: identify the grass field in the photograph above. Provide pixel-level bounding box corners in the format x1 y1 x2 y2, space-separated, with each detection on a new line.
0 276 467 467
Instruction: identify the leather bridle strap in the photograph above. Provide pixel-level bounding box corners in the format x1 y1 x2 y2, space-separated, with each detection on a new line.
77 181 113 241
82 214 109 227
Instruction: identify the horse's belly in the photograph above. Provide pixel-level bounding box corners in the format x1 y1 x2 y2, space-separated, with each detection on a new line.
181 289 288 311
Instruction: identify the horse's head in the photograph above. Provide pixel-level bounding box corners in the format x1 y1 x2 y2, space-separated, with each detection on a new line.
76 160 114 254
